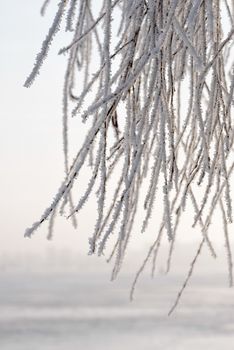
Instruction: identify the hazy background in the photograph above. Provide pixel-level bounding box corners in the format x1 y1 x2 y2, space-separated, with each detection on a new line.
0 1 234 349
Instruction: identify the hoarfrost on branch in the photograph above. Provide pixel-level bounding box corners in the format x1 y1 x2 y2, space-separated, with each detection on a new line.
24 0 234 312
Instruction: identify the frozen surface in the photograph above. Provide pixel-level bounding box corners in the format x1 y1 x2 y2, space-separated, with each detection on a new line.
1 258 234 350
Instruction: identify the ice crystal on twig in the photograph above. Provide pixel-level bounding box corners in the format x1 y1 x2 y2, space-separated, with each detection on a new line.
25 0 234 312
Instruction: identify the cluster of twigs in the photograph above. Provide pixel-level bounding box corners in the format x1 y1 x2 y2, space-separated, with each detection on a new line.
24 0 234 312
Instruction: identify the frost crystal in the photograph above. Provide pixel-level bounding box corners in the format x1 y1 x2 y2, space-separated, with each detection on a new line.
25 0 234 313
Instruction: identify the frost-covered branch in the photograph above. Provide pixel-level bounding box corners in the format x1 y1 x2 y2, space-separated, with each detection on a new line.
25 0 234 312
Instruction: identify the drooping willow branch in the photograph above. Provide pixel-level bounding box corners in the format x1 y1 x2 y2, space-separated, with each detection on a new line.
24 0 234 311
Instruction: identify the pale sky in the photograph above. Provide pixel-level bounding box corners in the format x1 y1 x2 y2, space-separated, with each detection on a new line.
0 0 84 256
0 0 233 262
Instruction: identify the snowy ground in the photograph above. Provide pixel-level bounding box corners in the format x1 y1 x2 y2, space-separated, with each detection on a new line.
1 248 234 350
